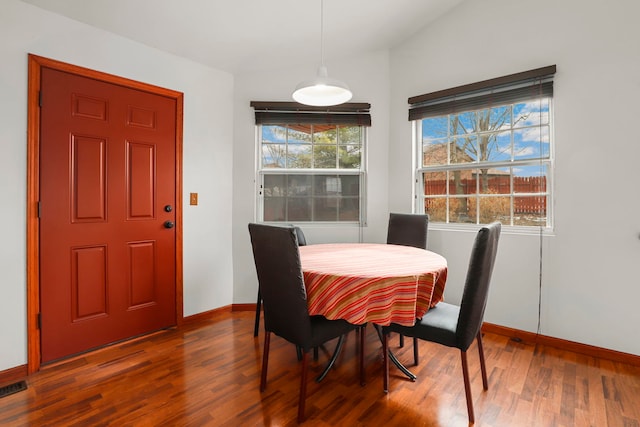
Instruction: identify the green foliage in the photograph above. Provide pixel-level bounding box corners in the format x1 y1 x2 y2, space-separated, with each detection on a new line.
285 125 361 169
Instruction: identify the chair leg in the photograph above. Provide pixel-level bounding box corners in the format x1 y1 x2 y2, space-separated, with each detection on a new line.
260 331 271 392
254 290 261 337
399 333 404 348
359 325 366 386
316 335 345 383
460 350 475 424
413 337 419 365
477 331 488 390
382 331 389 393
298 351 309 423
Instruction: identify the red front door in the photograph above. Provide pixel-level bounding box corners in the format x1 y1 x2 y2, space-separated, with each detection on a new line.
39 67 177 363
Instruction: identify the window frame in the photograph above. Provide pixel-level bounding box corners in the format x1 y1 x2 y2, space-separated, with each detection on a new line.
410 68 555 234
255 123 368 224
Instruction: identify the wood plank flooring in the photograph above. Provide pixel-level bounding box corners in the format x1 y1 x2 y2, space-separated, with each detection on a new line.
1 311 639 426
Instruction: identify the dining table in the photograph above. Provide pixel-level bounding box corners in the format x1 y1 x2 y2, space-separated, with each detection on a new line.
299 242 448 380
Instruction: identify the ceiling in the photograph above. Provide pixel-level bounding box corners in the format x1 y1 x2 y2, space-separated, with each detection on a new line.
22 0 464 74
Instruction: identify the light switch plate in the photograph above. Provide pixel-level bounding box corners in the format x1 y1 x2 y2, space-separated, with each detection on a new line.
190 192 198 205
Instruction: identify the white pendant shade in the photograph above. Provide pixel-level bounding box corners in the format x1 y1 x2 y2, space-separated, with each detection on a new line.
293 66 353 106
292 0 353 107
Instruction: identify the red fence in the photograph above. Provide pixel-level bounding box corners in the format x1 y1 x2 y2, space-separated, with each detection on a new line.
425 176 546 214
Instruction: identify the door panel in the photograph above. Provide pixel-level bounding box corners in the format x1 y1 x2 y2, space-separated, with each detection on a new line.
40 67 177 363
128 142 155 219
72 245 108 320
72 135 107 221
128 241 156 308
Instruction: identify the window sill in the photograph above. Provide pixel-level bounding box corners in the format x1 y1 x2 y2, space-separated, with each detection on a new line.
428 223 555 237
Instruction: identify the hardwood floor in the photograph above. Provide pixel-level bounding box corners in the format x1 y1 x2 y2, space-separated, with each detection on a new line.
1 311 639 426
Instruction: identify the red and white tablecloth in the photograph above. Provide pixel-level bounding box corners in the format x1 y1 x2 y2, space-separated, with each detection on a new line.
299 243 448 327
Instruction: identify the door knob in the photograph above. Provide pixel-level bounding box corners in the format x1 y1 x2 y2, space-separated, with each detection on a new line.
164 220 175 229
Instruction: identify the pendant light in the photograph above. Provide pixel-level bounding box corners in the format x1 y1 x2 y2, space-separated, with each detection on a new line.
292 0 352 106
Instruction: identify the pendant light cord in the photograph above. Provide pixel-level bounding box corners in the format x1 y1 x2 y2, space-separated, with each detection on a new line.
320 0 325 67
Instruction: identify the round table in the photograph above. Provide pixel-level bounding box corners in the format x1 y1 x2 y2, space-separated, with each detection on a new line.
299 243 448 327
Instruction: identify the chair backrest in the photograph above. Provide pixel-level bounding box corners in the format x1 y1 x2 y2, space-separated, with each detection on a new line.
386 213 429 249
456 222 501 350
293 226 307 246
248 223 313 348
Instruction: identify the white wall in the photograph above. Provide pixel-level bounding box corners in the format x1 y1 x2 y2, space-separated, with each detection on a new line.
389 0 640 355
232 51 392 304
0 0 235 372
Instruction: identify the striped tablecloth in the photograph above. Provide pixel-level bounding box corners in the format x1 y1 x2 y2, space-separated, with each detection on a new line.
299 243 448 327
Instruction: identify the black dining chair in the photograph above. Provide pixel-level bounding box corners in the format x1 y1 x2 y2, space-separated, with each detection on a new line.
248 223 365 423
386 212 429 249
254 225 307 337
382 222 501 424
386 212 429 351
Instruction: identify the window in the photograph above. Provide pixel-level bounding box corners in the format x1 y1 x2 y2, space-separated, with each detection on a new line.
251 102 370 223
410 66 555 229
